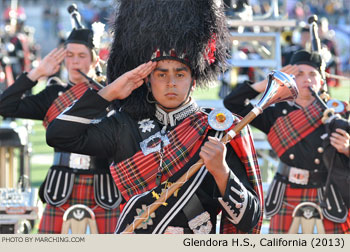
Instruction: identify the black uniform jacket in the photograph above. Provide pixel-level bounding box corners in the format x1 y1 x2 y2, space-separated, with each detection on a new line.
45 89 261 233
223 82 349 175
0 73 120 209
224 82 350 221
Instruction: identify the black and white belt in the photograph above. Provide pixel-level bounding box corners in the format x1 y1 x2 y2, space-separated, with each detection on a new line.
277 162 327 187
53 152 96 170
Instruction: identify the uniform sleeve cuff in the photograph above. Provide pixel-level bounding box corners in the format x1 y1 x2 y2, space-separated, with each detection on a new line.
21 72 38 87
218 171 248 224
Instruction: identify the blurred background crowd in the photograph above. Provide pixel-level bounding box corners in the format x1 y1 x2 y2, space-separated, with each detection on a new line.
0 0 349 90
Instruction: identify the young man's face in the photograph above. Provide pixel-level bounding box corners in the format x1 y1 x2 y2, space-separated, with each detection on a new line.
294 64 323 101
64 43 96 84
149 59 195 111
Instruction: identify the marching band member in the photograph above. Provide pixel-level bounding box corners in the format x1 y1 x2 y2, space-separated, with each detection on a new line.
46 0 263 234
224 50 350 233
0 26 121 234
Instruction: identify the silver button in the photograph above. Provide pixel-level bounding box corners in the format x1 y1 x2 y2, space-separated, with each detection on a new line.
314 158 320 165
289 154 295 160
58 91 63 96
317 147 324 153
282 109 288 115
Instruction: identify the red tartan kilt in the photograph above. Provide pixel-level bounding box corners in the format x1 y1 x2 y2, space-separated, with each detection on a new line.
269 184 350 234
38 174 120 234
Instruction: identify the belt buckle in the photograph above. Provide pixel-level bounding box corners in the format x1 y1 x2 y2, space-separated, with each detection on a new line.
288 167 309 185
69 153 91 170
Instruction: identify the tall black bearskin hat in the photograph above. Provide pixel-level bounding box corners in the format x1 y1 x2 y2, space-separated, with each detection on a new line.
65 28 95 49
107 0 229 84
107 0 229 119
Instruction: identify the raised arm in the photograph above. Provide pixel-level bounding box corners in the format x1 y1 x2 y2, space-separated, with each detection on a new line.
0 48 66 119
46 61 157 158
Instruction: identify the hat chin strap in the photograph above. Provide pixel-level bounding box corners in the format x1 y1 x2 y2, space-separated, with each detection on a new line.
151 79 195 111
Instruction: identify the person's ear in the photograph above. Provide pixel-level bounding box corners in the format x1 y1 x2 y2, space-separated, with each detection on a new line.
191 79 196 92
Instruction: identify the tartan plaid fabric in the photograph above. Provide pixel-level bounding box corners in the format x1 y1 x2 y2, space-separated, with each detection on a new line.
110 111 263 234
38 174 120 234
110 112 209 201
269 184 350 234
341 211 350 234
267 101 323 157
42 82 92 128
221 124 263 234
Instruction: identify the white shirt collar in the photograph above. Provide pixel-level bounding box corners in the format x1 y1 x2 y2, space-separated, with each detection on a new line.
155 98 199 127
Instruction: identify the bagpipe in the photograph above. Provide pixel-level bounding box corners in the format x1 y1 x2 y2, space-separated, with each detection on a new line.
53 4 110 235
307 15 350 209
67 3 106 90
117 70 298 233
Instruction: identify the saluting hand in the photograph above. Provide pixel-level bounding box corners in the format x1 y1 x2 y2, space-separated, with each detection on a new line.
200 136 230 196
98 61 157 101
280 64 299 77
27 48 66 82
330 128 350 157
